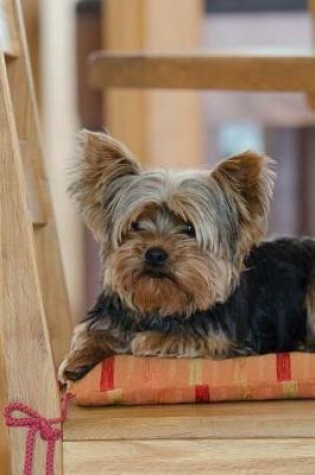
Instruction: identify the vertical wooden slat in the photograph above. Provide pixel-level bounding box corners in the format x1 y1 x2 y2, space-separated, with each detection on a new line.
103 0 203 168
76 0 102 131
145 0 203 168
76 1 103 308
6 0 72 367
103 0 147 162
0 51 62 475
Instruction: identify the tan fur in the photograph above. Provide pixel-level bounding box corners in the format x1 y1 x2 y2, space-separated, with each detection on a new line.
70 130 141 239
105 230 234 317
212 151 275 261
59 131 275 382
58 322 127 383
131 330 233 359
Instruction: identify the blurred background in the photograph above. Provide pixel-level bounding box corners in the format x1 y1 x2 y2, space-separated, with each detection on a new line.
22 0 315 320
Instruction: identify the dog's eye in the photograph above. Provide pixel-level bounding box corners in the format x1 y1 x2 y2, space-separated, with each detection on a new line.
131 221 143 231
182 222 196 237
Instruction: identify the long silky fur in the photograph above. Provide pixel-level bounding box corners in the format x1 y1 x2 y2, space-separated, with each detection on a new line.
59 131 315 382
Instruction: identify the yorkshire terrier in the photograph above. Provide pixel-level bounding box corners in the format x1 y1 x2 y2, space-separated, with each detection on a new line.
59 130 315 383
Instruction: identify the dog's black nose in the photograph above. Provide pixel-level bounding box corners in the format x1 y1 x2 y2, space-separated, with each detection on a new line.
145 247 168 266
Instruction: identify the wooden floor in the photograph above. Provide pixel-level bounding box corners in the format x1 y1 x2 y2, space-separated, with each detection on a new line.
63 400 315 474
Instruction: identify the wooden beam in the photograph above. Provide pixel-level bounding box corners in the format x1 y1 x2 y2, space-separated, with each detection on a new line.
103 0 203 169
144 0 202 169
103 0 147 162
90 52 315 93
7 0 73 368
0 51 62 475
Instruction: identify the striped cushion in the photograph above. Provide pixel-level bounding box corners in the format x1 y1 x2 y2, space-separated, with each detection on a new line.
68 353 315 406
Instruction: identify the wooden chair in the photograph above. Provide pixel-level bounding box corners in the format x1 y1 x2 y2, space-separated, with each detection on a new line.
2 0 315 474
0 0 72 473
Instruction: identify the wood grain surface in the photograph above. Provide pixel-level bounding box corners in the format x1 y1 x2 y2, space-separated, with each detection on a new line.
90 52 315 92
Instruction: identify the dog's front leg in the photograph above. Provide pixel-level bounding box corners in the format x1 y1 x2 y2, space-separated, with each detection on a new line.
58 322 126 383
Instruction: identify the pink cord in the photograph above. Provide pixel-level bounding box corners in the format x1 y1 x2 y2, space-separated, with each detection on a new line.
4 392 74 475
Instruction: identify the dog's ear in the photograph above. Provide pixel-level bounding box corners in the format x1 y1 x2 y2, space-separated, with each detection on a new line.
211 151 275 254
70 130 141 238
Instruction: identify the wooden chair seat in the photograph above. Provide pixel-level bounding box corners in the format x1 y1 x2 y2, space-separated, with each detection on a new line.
63 401 315 474
64 400 315 440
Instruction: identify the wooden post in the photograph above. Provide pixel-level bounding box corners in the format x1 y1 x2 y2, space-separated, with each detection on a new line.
7 0 73 368
103 0 147 162
0 52 62 475
145 0 203 169
76 0 103 307
103 0 203 168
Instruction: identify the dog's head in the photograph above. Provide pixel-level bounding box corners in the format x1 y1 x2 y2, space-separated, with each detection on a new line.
71 130 275 317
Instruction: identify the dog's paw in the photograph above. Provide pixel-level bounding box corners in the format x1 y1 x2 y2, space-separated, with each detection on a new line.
58 353 96 384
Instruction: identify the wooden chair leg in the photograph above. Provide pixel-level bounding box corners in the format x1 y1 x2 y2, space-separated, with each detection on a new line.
0 51 62 475
6 0 73 369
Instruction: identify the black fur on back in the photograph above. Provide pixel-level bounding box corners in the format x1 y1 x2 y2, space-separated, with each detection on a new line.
85 238 315 355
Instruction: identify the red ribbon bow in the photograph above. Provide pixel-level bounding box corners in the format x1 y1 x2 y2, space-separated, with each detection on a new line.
4 393 73 475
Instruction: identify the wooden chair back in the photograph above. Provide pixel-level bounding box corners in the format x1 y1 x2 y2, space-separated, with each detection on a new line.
0 0 72 472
